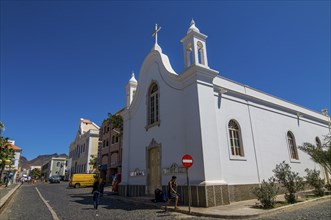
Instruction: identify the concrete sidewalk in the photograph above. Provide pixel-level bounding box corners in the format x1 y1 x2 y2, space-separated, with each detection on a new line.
107 189 331 219
0 183 21 210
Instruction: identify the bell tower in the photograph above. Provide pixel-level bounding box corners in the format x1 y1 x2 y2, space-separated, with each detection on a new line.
126 72 137 108
181 19 209 69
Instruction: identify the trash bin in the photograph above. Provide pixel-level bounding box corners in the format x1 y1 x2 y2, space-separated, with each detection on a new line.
154 188 164 202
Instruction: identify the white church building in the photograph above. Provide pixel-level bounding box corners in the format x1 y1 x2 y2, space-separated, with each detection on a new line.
119 20 330 207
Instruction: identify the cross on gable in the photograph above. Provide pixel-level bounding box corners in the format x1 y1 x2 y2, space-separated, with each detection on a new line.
152 24 161 44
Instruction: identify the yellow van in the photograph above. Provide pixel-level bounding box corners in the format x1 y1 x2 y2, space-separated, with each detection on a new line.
69 174 96 188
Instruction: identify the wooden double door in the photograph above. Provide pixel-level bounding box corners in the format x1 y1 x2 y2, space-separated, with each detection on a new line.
147 147 161 195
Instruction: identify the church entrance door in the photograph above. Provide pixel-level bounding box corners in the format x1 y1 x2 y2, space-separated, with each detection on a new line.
147 147 161 195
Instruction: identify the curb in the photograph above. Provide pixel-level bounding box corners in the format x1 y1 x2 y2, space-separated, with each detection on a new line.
0 184 22 210
165 208 261 219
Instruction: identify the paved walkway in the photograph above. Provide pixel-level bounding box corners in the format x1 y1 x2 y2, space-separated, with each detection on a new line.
1 183 330 219
0 183 21 210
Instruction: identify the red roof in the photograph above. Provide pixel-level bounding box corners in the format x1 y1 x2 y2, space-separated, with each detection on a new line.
8 144 22 151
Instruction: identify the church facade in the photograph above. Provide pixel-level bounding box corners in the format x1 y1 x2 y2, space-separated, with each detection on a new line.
119 20 330 207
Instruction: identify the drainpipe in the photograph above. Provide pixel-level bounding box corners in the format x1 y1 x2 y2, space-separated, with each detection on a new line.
244 86 261 184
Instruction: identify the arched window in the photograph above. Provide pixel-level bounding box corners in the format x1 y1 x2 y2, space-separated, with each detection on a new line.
287 131 299 160
197 41 205 65
228 120 244 157
315 137 321 148
148 83 159 125
186 44 192 67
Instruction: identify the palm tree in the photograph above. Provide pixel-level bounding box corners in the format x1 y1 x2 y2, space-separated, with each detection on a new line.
299 134 331 184
0 137 15 180
108 113 123 135
299 134 331 174
0 121 5 136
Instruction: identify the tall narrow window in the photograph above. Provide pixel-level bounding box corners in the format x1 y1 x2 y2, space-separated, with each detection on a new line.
148 83 159 125
186 45 192 67
197 41 205 65
315 137 321 148
228 120 244 157
287 131 299 160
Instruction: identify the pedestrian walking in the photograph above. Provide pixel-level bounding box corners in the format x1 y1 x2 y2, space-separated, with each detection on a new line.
99 178 105 197
92 178 101 209
165 176 179 211
111 173 117 192
4 174 9 187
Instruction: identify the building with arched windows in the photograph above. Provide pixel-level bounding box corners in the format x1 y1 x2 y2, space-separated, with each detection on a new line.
119 20 330 207
68 118 100 178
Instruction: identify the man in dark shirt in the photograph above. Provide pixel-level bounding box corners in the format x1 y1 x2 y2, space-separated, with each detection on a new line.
165 176 179 211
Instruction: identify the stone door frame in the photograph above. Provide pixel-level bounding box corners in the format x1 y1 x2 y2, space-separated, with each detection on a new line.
146 138 162 195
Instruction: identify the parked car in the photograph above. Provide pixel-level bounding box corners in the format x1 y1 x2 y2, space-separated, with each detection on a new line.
22 174 28 182
49 175 61 183
69 173 95 188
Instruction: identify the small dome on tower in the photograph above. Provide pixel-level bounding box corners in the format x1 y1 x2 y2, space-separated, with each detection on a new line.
129 72 137 84
187 19 200 34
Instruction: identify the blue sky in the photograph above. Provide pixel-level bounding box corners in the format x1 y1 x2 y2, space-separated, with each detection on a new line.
1 1 330 160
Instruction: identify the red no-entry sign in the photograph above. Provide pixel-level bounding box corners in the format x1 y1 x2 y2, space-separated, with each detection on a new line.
182 154 193 168
182 154 193 213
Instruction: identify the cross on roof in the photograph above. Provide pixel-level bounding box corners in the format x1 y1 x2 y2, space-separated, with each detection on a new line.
152 24 161 45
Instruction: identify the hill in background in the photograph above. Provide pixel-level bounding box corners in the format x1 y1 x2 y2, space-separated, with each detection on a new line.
19 153 68 170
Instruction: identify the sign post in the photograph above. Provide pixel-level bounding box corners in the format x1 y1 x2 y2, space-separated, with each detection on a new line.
182 154 193 213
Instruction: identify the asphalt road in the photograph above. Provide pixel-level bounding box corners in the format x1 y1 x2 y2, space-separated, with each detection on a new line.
255 198 331 220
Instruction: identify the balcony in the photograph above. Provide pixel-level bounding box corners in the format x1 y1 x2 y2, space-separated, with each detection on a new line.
87 129 99 136
100 148 109 155
110 160 122 168
109 144 120 153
